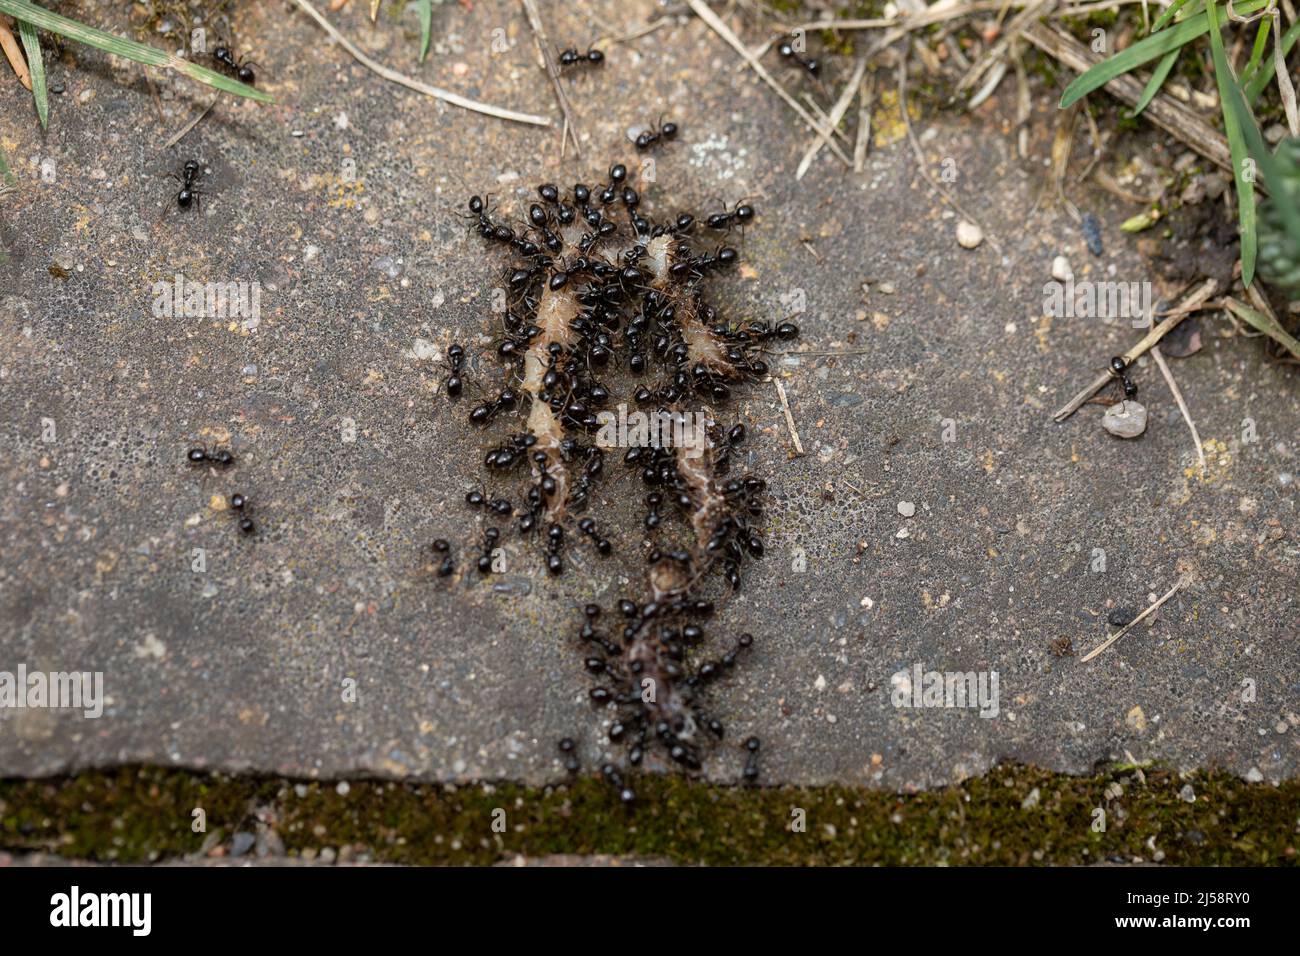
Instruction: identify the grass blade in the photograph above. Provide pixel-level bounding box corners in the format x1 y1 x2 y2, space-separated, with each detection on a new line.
1149 0 1196 35
1224 298 1300 358
0 0 271 103
1223 51 1300 253
1132 48 1179 116
1059 0 1269 108
418 0 432 62
17 16 47 127
1206 0 1257 284
1241 14 1271 82
1244 18 1299 104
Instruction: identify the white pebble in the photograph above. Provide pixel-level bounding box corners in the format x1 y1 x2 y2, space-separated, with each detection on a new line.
1051 255 1073 281
956 221 984 249
1102 400 1148 438
897 500 916 517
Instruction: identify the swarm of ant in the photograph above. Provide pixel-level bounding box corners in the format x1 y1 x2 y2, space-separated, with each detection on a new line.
442 156 797 800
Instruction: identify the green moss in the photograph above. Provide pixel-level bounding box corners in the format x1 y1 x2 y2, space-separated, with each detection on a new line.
2 764 1297 865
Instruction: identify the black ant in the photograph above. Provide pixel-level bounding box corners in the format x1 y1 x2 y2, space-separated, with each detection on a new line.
229 493 256 535
557 737 580 774
212 45 258 85
634 120 679 152
742 735 761 782
172 159 205 211
776 36 820 79
445 343 465 398
469 388 518 425
476 527 501 574
577 520 611 556
1109 356 1139 401
187 444 234 468
705 200 755 232
558 47 604 71
431 539 455 578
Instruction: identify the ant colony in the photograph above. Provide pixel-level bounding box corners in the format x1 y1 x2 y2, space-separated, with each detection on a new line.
441 160 798 798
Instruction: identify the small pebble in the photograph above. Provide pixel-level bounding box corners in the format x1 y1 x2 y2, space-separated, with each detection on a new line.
229 831 255 858
897 500 916 517
336 781 350 796
956 221 984 249
1178 784 1196 803
1102 400 1147 438
1081 212 1104 255
1051 255 1073 281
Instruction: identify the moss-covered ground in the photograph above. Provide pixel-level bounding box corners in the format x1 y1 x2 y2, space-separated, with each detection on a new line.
2 763 1296 865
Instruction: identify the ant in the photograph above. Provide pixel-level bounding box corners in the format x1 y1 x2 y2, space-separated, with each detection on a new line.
212 45 258 85
776 36 820 79
469 387 518 425
1109 356 1139 401
445 343 465 398
634 120 679 152
558 47 604 71
558 737 580 774
187 444 234 468
229 493 256 535
742 735 761 782
705 200 755 232
172 159 205 211
431 539 455 578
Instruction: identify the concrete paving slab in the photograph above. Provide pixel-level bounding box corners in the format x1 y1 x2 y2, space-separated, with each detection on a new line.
0 0 1296 790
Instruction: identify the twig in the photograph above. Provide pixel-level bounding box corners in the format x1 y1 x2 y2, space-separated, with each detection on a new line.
773 378 805 457
1081 574 1188 663
791 2 1024 33
161 93 218 150
595 17 670 48
1052 278 1218 422
736 34 779 71
797 57 868 180
800 94 851 144
1149 344 1207 476
288 0 550 127
685 0 852 165
897 55 1001 253
0 16 31 90
778 349 874 356
854 72 875 172
520 0 582 157
957 0 1053 93
1021 19 1237 176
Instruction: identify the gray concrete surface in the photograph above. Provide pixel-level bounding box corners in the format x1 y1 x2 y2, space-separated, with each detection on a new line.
1 0 1296 789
